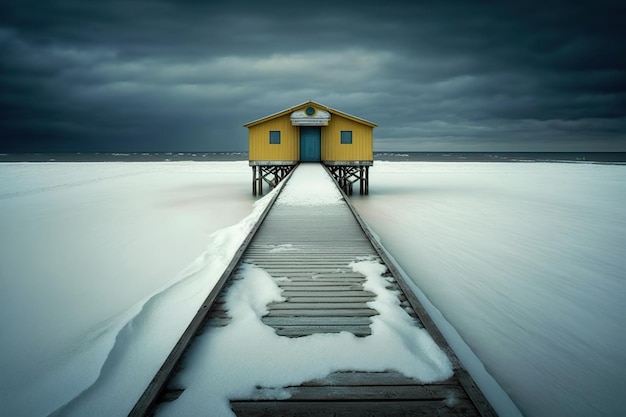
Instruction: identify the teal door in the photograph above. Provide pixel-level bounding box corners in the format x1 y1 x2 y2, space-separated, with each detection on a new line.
300 127 321 162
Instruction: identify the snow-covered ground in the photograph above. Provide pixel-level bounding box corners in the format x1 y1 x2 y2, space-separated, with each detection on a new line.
0 162 260 417
351 161 626 417
0 160 624 417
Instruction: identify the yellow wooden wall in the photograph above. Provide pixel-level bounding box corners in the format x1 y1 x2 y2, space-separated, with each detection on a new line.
321 114 373 162
248 114 299 161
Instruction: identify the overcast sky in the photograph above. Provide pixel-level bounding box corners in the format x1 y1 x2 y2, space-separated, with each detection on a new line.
1 0 625 152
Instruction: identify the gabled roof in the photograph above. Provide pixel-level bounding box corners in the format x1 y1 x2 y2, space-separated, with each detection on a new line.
244 100 377 128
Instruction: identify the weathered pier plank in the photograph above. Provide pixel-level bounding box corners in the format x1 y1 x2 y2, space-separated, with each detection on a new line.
232 400 480 417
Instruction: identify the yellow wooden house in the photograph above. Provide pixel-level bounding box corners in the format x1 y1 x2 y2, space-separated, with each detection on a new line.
244 100 376 195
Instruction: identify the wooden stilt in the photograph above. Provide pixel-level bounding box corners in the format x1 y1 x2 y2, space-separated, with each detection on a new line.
251 164 296 195
359 167 364 195
252 166 257 196
325 164 371 196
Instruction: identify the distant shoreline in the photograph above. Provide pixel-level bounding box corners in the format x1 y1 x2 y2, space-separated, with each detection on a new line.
375 151 626 164
1 151 625 164
0 152 248 163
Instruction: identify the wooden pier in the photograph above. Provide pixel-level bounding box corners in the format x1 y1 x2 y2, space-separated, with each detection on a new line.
129 164 497 417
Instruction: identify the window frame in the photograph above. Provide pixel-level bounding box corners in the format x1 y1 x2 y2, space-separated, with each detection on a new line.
269 130 281 145
340 130 353 145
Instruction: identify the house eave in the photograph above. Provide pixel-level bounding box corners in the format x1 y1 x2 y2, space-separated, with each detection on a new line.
244 100 377 128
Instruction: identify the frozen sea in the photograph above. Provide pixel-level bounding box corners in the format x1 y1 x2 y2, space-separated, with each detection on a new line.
0 156 625 417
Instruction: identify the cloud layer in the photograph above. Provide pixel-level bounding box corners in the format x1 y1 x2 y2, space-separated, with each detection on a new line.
1 0 625 152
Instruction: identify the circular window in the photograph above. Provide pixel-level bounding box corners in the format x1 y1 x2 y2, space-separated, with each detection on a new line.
305 106 315 116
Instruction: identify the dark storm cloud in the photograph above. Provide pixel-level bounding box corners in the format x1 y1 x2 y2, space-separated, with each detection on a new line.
1 0 625 152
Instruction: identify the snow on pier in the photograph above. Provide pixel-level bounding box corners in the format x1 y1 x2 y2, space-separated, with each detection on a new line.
131 163 496 417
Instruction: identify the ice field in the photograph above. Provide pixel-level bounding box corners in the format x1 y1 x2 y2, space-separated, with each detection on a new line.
1 160 624 417
351 161 626 417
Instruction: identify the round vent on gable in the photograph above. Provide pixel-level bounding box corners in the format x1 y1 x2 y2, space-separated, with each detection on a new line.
290 108 331 125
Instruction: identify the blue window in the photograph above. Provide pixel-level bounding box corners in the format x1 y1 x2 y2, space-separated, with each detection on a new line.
340 131 353 144
269 131 281 144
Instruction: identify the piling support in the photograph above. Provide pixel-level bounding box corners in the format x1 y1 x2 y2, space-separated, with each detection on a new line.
250 163 297 195
324 164 371 196
252 166 258 196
